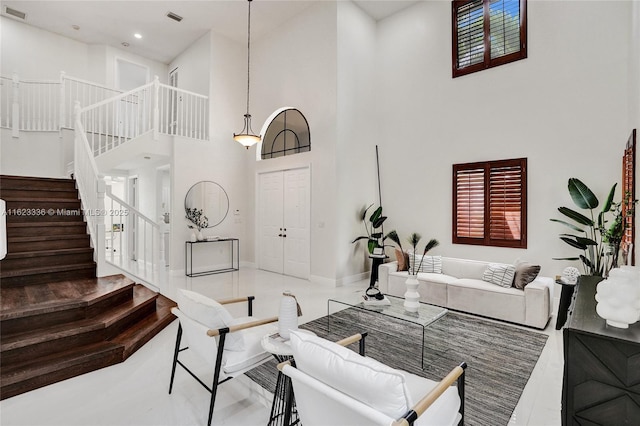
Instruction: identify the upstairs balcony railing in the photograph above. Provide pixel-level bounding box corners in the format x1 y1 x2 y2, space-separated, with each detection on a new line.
1 72 209 150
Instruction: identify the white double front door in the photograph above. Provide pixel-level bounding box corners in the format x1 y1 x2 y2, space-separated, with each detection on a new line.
258 168 310 279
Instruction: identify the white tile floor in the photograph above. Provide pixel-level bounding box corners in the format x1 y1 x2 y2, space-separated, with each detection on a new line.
0 268 563 426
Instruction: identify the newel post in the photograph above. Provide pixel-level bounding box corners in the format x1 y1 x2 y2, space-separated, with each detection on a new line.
153 75 160 140
11 73 19 138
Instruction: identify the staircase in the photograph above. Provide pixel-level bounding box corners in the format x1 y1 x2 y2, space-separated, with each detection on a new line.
0 175 176 400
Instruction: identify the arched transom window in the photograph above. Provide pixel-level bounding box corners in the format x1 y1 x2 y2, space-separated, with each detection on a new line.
260 108 310 160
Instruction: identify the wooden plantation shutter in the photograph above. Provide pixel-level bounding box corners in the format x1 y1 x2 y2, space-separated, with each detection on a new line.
454 166 485 239
452 0 527 78
453 158 527 248
621 129 636 265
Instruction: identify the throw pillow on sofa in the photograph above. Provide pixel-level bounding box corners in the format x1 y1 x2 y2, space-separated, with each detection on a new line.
513 261 541 289
482 263 516 288
409 254 442 274
395 249 410 272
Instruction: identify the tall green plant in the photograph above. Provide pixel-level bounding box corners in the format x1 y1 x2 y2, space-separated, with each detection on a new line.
351 204 387 254
550 178 617 276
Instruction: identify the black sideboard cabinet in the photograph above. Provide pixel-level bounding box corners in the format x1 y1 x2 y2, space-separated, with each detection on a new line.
562 277 640 425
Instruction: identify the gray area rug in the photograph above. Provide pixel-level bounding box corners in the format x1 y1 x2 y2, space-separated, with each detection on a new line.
246 308 548 426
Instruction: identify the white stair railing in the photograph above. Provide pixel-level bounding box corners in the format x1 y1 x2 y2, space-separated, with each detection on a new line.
78 81 154 156
60 72 123 129
104 186 163 277
74 101 162 281
157 83 209 140
73 101 107 272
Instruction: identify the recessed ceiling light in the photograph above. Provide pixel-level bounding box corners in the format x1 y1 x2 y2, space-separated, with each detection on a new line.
134 33 142 39
121 42 130 47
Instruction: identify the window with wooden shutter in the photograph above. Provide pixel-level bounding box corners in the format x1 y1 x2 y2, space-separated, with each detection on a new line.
621 129 636 265
453 158 527 248
452 0 527 78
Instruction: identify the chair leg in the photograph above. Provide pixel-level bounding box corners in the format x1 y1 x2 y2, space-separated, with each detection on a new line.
169 323 183 394
207 332 227 426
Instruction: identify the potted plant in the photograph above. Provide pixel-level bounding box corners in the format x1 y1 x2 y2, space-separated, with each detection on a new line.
550 178 629 279
351 204 387 254
186 207 208 241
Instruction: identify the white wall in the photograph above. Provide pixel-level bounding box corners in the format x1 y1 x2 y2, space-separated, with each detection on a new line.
249 1 338 283
375 0 631 277
168 32 211 95
336 1 378 283
0 16 89 79
169 30 247 272
0 128 65 177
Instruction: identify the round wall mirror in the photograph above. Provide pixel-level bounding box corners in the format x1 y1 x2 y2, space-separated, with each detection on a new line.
184 181 229 228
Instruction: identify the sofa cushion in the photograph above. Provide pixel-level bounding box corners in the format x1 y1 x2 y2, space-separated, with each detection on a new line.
482 263 516 288
410 254 442 274
177 289 244 351
290 330 412 419
441 257 489 280
513 262 541 289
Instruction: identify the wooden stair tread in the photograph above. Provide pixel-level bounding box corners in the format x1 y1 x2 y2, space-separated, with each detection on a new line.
0 175 75 184
7 235 88 243
7 222 85 228
1 197 80 203
0 262 96 279
0 275 135 319
0 341 122 386
1 286 158 351
3 247 93 259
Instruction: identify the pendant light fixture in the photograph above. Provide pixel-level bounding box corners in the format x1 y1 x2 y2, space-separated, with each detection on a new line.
234 0 261 149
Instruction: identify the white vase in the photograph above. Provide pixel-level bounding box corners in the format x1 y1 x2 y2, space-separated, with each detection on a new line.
404 274 420 313
595 266 640 328
197 230 204 241
278 292 298 339
190 231 197 242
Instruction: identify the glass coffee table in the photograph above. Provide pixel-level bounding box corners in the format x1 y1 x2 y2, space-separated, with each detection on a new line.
327 293 447 368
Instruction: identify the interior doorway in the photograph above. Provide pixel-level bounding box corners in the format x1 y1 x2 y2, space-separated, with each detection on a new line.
258 167 310 279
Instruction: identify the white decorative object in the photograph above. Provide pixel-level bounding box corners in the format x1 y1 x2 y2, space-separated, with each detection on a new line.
595 266 640 328
561 267 580 284
197 230 204 241
403 274 420 312
190 231 197 243
278 291 299 340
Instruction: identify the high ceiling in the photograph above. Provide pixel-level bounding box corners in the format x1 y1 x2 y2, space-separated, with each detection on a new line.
0 1 420 64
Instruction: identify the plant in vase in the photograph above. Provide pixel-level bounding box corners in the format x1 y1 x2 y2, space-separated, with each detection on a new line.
185 207 208 241
387 232 439 312
351 204 387 254
550 178 639 279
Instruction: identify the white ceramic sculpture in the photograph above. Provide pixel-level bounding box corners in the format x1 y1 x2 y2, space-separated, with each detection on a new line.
403 274 420 313
278 291 299 339
595 266 640 328
561 266 580 284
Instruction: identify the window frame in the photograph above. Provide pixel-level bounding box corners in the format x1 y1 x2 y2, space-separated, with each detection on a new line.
452 0 528 78
452 157 527 248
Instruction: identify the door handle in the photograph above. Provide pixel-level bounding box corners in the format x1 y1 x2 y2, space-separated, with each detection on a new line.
278 234 283 237
283 234 287 238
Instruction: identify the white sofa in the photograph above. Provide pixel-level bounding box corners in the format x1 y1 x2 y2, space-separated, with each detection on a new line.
379 257 554 329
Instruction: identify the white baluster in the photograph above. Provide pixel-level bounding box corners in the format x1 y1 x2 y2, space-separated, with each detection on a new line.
11 73 19 137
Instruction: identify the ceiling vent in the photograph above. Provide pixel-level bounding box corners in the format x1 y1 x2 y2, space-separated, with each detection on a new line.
4 6 27 20
166 11 183 22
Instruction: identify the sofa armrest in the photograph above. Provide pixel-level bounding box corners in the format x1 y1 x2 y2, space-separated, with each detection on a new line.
378 262 398 294
524 277 553 329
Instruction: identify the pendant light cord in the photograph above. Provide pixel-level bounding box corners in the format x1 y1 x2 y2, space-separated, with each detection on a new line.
246 0 252 116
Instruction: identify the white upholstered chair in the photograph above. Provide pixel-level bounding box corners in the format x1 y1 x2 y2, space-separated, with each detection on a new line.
168 289 278 426
279 331 467 426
